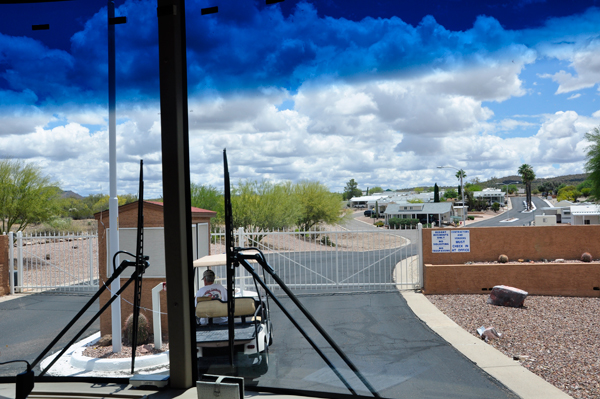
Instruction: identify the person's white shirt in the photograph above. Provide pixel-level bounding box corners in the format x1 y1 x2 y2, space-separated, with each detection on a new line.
195 283 228 325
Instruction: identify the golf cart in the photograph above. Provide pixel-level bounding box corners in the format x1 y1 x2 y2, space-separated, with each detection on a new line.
193 254 272 378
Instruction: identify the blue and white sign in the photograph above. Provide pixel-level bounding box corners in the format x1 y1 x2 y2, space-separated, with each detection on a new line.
451 230 471 253
431 230 451 253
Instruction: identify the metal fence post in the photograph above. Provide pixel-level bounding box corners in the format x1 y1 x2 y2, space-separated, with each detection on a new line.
8 232 14 295
417 223 424 289
335 230 339 287
88 234 94 286
16 231 23 293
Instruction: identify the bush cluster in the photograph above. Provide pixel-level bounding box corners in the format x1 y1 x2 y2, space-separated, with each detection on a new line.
388 218 419 229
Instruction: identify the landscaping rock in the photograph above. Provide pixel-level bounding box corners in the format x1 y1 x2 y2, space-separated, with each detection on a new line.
98 335 112 346
487 285 528 308
581 252 592 262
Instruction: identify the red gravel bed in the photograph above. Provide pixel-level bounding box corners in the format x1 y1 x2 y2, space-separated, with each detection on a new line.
427 294 600 399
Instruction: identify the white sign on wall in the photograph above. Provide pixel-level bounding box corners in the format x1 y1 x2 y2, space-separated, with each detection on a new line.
431 230 451 253
451 230 471 253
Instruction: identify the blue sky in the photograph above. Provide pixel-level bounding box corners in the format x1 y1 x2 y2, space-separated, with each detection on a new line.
1 0 600 197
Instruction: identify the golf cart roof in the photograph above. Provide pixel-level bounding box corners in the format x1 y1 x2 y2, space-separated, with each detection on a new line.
193 253 257 268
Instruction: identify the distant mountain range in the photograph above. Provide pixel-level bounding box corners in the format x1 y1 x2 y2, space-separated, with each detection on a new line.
404 173 590 191
484 173 589 188
60 190 83 200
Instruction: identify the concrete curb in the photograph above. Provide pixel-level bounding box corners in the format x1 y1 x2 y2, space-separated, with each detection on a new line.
395 256 571 399
40 332 170 374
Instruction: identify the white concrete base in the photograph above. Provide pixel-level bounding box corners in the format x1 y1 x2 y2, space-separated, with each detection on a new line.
40 332 170 376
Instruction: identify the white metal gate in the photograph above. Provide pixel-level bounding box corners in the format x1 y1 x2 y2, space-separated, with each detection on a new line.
9 231 99 293
210 225 423 293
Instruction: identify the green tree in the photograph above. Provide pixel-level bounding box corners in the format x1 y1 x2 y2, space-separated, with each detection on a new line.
576 179 593 192
58 197 93 219
557 185 582 202
90 194 137 214
507 184 518 194
536 182 551 198
518 164 536 210
585 127 600 200
232 180 300 241
190 183 223 223
455 169 467 181
433 183 440 202
343 179 362 200
464 183 482 192
491 202 500 212
0 159 60 232
455 169 467 198
369 186 384 194
407 198 423 203
443 188 458 199
294 181 346 231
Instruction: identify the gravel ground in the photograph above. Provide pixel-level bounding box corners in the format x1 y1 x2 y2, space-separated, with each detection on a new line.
82 342 168 359
427 294 600 399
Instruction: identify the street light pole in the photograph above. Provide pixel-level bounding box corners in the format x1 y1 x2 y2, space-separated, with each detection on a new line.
107 0 122 353
438 166 466 227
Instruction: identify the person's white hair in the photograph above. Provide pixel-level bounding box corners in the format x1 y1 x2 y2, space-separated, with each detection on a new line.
202 269 215 283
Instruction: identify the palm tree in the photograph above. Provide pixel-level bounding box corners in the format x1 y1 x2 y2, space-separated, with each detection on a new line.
455 169 467 181
518 164 536 210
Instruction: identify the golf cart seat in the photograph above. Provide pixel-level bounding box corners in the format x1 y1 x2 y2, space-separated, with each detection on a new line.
196 297 258 324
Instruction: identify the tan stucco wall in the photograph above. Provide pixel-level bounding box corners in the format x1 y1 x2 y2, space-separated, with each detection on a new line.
424 263 600 296
0 235 9 296
422 225 600 296
423 225 600 265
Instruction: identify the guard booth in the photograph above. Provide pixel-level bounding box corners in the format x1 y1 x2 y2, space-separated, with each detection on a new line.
94 200 216 340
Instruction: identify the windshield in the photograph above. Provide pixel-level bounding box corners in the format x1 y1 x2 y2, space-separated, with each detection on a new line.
0 1 598 399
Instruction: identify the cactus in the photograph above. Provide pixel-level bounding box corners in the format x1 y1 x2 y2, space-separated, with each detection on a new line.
123 313 150 346
581 252 593 262
498 254 509 263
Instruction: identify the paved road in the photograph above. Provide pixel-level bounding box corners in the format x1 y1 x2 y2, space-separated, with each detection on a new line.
0 292 99 377
249 216 519 398
254 292 519 398
469 196 550 227
340 211 420 240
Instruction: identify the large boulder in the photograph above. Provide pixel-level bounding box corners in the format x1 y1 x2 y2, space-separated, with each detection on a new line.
487 285 528 308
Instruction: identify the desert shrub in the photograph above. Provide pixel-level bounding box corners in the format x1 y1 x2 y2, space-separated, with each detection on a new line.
374 221 384 227
320 235 336 247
